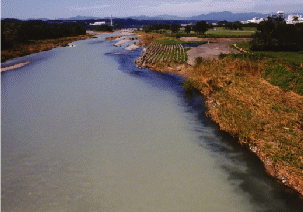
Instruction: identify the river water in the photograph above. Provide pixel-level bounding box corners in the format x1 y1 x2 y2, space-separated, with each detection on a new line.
1 32 303 211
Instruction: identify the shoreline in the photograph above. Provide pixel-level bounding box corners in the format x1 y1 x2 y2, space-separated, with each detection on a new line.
1 33 98 63
1 61 31 72
133 32 303 197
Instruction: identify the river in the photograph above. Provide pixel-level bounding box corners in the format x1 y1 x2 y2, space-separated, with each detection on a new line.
1 32 303 211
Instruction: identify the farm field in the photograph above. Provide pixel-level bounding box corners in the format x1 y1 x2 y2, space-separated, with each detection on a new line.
205 29 255 36
235 41 303 66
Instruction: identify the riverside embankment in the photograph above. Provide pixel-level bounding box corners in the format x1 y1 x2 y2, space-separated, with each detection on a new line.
1 33 96 63
134 32 303 197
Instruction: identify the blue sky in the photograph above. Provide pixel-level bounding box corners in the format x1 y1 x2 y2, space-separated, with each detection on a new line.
2 0 303 19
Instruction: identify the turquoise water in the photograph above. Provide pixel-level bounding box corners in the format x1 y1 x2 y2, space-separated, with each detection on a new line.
1 32 302 211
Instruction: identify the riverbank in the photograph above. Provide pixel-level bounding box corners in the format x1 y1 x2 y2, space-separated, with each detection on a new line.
1 33 96 63
1 61 31 72
134 32 303 196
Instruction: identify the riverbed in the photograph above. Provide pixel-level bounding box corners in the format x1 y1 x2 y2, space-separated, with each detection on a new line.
1 32 302 211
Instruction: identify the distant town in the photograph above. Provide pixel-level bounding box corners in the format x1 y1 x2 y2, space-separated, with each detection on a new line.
85 11 303 29
241 11 303 24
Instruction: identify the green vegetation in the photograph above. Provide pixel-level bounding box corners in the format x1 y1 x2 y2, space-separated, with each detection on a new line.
136 38 207 65
166 31 254 38
205 29 255 36
136 28 303 194
251 21 303 51
218 53 303 95
95 24 113 32
136 42 188 64
185 25 191 34
263 64 303 95
192 21 209 35
1 20 91 61
242 27 257 31
235 41 303 66
1 20 86 50
183 57 303 189
155 38 207 45
1 34 93 62
143 23 256 39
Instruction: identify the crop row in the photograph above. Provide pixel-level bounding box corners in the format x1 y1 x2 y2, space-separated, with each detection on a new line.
134 42 187 68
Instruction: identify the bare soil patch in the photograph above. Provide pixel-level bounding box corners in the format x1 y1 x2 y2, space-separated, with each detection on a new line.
181 37 253 65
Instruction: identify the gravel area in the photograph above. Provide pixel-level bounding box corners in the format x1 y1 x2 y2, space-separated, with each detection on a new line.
180 37 253 65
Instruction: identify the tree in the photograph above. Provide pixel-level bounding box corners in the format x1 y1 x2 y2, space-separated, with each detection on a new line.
232 21 243 30
95 25 113 32
170 24 180 33
193 21 209 35
256 20 275 46
293 16 299 23
251 21 303 51
185 25 191 34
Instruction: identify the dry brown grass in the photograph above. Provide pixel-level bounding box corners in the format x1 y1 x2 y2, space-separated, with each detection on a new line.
134 30 303 195
135 32 166 47
184 57 303 194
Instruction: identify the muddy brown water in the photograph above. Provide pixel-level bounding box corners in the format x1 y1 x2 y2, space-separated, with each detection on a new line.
1 32 303 211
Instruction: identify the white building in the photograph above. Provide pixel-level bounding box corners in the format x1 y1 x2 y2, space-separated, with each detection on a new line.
90 21 106 26
286 14 303 24
246 17 265 24
181 23 193 27
277 11 285 19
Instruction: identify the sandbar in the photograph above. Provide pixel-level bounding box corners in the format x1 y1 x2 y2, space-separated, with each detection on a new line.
125 44 140 50
114 39 132 46
1 61 31 72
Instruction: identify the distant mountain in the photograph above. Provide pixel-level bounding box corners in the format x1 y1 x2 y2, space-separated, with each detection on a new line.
27 18 50 21
58 15 101 20
155 14 186 20
127 15 159 20
4 11 302 22
128 11 269 21
190 11 267 22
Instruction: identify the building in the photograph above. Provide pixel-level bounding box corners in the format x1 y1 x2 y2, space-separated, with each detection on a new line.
181 23 193 27
242 17 264 24
90 21 106 26
267 11 285 22
286 14 303 24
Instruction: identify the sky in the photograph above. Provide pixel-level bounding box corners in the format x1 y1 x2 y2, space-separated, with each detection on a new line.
1 0 303 19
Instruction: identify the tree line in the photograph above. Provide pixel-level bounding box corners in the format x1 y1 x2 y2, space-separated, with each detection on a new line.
143 21 212 35
1 20 86 50
250 21 303 51
95 24 113 32
143 24 172 32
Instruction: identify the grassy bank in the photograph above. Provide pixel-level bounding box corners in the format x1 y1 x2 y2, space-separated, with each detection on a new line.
135 31 303 195
234 41 303 66
184 57 303 194
1 34 95 62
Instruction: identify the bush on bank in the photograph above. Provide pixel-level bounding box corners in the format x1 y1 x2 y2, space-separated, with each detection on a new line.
1 20 86 50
